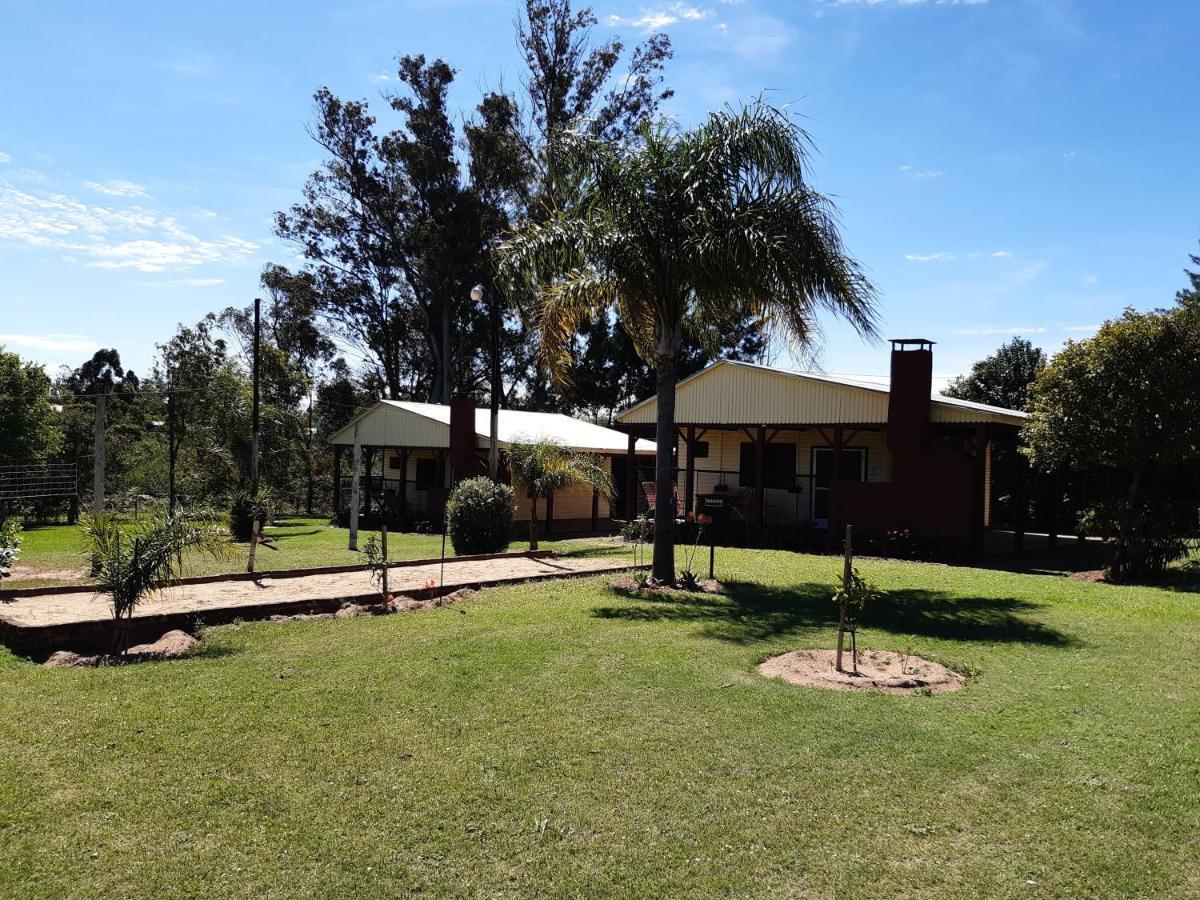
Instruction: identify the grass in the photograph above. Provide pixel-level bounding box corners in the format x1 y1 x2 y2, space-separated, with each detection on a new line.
4 517 627 588
1 548 1198 897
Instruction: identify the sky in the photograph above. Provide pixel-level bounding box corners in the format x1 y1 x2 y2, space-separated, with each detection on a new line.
1 0 1197 389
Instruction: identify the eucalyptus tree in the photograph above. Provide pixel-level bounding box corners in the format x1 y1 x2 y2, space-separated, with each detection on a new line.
498 101 878 582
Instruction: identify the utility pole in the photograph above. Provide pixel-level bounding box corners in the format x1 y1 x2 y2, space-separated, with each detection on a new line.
349 422 362 551
167 388 177 517
250 296 262 495
92 393 106 514
306 386 315 515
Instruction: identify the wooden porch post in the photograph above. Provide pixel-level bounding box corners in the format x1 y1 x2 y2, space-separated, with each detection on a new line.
971 426 989 555
1013 439 1026 553
591 487 600 531
1047 467 1061 550
830 426 844 537
754 425 766 528
684 425 696 519
333 445 343 514
349 423 361 551
545 490 554 537
625 432 637 520
399 448 409 523
363 447 374 519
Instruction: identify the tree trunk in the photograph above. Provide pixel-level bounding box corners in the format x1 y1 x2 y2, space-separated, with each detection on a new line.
651 352 678 582
529 496 539 551
1113 467 1143 581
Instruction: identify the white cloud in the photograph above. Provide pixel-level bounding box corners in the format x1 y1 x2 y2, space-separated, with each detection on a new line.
1082 274 1098 285
906 252 954 262
0 333 100 353
0 183 258 273
371 73 391 82
0 152 10 164
135 277 226 288
951 326 1047 336
900 165 942 179
608 3 714 30
732 14 794 58
830 0 987 6
83 179 150 198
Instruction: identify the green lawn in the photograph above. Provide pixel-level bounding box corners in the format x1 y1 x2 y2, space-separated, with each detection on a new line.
5 517 627 588
1 549 1198 897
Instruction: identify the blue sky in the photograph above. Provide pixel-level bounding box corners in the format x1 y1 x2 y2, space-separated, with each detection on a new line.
1 0 1197 388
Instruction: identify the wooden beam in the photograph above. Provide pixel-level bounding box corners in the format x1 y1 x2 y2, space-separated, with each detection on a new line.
399 448 409 522
1013 453 1026 553
333 445 343 514
591 487 600 531
685 425 697 519
545 489 554 536
625 432 637 520
754 425 766 528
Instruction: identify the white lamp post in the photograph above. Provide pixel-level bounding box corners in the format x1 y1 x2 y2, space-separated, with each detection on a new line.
473 283 500 480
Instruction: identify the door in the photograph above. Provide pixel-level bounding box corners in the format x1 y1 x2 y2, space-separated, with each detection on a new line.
811 447 867 528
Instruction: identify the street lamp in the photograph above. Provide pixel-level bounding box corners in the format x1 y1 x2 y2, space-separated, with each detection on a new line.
473 283 500 480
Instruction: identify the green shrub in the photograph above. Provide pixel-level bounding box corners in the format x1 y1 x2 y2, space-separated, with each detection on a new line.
0 518 21 580
229 487 273 542
446 477 514 556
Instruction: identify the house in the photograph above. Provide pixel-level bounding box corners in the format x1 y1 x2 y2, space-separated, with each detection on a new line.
329 398 654 535
615 339 1030 553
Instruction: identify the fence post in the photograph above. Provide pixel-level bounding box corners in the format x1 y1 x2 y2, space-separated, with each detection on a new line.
247 518 260 574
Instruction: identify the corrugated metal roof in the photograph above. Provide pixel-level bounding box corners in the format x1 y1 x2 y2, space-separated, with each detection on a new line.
330 401 655 454
617 359 1027 427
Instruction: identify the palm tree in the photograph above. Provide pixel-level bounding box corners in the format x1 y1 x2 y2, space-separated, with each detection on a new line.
497 100 879 582
86 513 230 654
505 439 613 551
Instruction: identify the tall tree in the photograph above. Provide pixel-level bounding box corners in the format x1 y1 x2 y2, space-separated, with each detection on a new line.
1176 238 1200 311
499 102 878 581
274 58 512 403
505 0 674 409
1024 305 1200 580
0 347 61 461
943 337 1047 411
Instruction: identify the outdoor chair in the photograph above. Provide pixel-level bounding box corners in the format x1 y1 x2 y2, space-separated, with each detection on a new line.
641 481 679 517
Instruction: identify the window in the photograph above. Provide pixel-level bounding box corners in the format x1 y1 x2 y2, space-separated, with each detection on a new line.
414 458 437 490
388 455 404 470
738 442 797 490
693 441 709 459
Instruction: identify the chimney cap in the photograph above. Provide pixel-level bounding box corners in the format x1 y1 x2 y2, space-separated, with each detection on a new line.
890 338 935 351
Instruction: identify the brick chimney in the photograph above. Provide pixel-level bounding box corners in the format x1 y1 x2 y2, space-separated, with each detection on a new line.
886 338 934 452
448 395 482 481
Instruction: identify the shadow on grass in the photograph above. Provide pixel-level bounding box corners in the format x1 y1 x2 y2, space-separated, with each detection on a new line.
595 580 1076 647
551 543 629 560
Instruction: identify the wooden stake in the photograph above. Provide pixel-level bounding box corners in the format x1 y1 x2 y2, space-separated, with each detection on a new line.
836 523 852 673
381 524 389 601
247 517 260 574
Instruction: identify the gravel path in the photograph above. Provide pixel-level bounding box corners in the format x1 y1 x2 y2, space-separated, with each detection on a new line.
0 554 632 628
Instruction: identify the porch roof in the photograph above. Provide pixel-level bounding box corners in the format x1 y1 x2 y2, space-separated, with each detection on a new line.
617 359 1028 428
330 400 656 455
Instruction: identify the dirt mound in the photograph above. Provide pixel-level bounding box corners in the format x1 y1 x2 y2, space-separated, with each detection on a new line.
758 649 965 695
43 650 103 669
610 576 724 594
126 630 199 658
42 630 200 668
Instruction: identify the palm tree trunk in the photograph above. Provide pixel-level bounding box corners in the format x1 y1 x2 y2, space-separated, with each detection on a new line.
651 353 678 582
529 496 539 551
